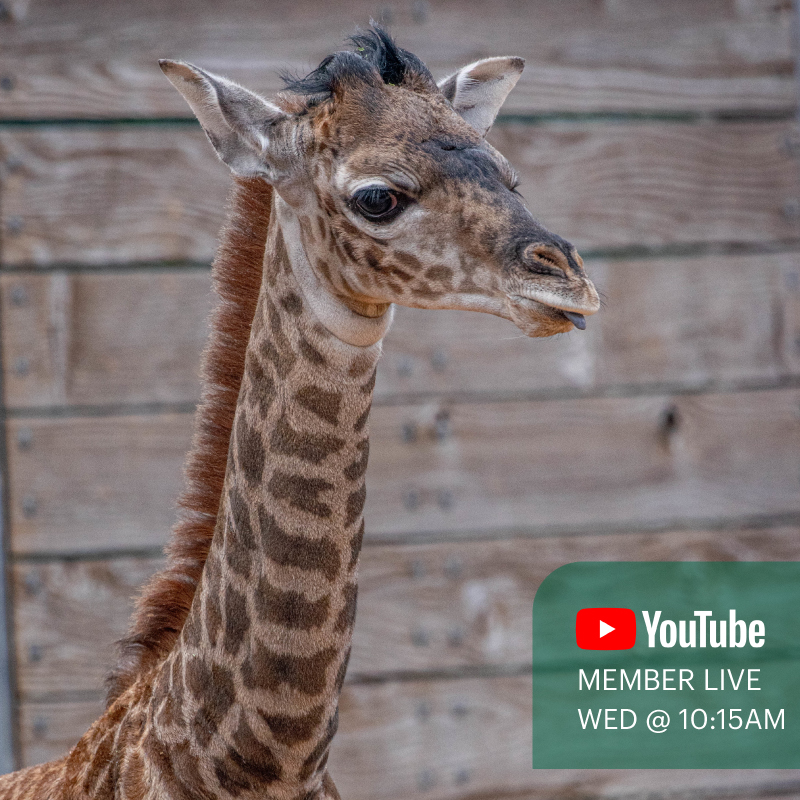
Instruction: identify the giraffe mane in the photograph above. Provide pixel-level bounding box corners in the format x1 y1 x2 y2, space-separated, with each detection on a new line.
106 177 272 704
280 24 435 103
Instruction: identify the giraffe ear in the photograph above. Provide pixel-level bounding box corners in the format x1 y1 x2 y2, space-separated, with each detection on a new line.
159 60 290 180
438 57 524 137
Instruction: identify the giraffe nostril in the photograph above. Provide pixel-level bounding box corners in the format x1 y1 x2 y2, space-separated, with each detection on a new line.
522 244 568 275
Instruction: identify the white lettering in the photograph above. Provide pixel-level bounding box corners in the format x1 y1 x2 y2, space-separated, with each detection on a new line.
680 669 694 690
679 620 696 648
748 669 761 690
694 611 712 647
729 610 747 647
749 620 766 648
621 669 641 691
642 610 661 647
578 708 601 729
579 669 599 690
620 709 637 729
660 619 677 648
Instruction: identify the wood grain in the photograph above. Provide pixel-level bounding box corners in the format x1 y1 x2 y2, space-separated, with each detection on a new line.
6 388 799 554
331 677 800 800
783 257 800 373
13 526 800 701
1 270 211 408
365 388 800 538
2 122 797 266
491 121 799 250
7 413 193 554
17 682 800 798
3 0 799 790
3 253 794 409
18 698 104 771
0 128 226 266
0 0 792 120
13 556 164 700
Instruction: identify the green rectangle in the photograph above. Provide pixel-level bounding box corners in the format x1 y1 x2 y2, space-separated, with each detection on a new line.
531 562 800 768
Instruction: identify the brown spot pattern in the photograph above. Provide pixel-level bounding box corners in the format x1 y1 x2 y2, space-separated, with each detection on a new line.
268 471 334 518
259 703 325 746
223 584 250 656
361 369 377 395
182 608 202 648
187 661 236 745
353 403 371 433
242 643 338 695
214 716 281 794
205 588 223 647
254 578 330 630
258 507 340 581
343 438 369 481
334 583 358 633
295 385 342 426
348 520 365 571
298 335 327 365
344 484 366 528
280 292 303 315
236 415 266 487
246 353 276 418
426 265 453 283
269 417 345 464
394 250 423 271
298 712 339 782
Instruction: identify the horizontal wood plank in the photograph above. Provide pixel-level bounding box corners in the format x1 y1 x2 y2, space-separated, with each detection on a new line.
0 0 792 120
366 389 800 537
1 122 797 266
3 253 796 408
13 526 800 701
18 698 104 770
6 388 799 554
0 128 226 266
7 413 192 554
13 556 164 700
1 271 211 408
18 681 800 799
491 121 799 250
784 258 800 373
332 677 800 800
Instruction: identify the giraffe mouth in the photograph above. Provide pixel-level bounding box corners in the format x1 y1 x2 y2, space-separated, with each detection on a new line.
507 294 593 336
561 310 586 330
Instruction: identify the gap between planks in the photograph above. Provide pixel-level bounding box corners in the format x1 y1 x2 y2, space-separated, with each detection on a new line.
0 109 795 128
3 238 800 274
3 373 800 420
8 512 800 565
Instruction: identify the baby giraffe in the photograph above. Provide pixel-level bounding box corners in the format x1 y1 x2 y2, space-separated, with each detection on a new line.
0 26 598 800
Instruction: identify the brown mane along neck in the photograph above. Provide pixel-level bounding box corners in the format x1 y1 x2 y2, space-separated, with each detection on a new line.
107 177 273 704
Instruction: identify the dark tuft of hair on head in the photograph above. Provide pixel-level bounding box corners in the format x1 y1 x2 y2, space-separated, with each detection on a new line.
280 23 435 103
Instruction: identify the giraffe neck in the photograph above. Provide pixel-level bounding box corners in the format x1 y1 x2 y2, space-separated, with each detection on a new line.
140 192 388 800
276 196 394 347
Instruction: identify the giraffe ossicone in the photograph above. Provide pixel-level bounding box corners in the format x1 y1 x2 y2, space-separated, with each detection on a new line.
0 26 598 800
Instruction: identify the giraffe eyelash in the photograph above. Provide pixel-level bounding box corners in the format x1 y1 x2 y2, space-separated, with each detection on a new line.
350 186 411 223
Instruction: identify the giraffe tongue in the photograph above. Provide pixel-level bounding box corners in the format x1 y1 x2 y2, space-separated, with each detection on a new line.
562 310 587 330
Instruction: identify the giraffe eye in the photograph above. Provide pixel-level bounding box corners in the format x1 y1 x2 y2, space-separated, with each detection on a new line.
351 187 406 223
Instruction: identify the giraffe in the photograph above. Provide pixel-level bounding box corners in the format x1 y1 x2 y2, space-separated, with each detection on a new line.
0 27 598 800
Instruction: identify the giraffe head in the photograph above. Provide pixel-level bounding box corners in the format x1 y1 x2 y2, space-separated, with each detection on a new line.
160 27 599 338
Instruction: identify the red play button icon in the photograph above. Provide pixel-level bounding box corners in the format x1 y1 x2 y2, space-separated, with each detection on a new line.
576 608 637 650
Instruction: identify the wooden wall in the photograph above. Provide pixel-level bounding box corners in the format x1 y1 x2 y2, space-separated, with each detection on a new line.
2 0 800 796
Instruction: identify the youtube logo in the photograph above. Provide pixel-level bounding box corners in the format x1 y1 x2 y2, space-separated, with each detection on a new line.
576 608 637 650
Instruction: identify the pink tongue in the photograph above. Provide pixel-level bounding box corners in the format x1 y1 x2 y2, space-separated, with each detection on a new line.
562 310 586 330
